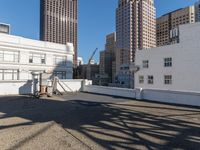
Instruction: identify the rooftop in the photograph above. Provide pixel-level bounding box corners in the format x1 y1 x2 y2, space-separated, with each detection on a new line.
0 92 199 150
0 33 74 54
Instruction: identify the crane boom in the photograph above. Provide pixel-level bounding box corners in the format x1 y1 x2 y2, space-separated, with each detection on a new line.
88 48 98 65
86 48 98 80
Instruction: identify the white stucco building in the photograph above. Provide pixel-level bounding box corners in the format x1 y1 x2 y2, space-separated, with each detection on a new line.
0 33 74 81
135 22 200 93
77 57 84 66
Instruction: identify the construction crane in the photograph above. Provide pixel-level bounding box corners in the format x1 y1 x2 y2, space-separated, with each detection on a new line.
87 48 98 80
88 48 98 65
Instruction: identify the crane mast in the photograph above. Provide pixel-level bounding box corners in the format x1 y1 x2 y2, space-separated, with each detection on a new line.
87 48 98 80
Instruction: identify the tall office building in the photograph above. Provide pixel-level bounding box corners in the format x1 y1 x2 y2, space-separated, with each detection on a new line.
116 0 156 73
157 6 195 47
40 0 78 66
99 33 116 84
195 0 200 22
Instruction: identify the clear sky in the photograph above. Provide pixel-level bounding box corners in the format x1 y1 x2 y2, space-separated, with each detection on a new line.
0 0 198 63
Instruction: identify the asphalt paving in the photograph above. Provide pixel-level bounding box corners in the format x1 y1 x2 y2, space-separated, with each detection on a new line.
0 92 200 150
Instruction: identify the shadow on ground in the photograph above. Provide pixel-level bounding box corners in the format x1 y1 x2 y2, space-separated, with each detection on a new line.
0 93 200 150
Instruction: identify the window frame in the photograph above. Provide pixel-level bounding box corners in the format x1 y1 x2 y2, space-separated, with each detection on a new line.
148 75 154 84
164 75 172 85
139 75 144 84
164 57 172 67
29 52 46 64
0 69 19 81
142 60 149 68
0 50 19 63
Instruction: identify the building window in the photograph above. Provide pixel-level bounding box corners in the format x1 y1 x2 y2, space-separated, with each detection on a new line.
164 75 172 85
29 53 46 64
0 50 19 63
0 69 19 81
143 60 149 68
164 57 172 67
54 56 67 66
148 75 154 84
139 76 144 84
53 71 66 79
41 57 46 64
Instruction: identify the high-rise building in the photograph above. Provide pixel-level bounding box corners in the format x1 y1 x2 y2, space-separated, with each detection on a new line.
157 6 195 47
116 0 156 73
115 0 156 88
99 33 116 84
40 0 78 66
195 0 200 22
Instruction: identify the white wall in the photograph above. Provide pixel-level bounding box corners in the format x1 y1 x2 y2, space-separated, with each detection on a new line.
135 23 200 93
82 85 200 107
0 81 32 95
57 79 86 92
0 79 200 107
84 85 136 98
0 33 73 53
0 33 74 80
141 89 200 106
0 79 91 95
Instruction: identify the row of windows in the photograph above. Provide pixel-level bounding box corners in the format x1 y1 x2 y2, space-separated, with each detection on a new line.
29 54 67 66
0 51 19 63
139 75 172 85
29 53 46 64
142 57 172 68
0 69 68 81
0 69 19 81
0 51 67 66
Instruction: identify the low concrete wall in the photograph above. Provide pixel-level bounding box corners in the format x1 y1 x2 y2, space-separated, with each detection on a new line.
1 80 200 107
0 80 32 95
141 89 200 107
83 85 136 98
83 85 200 107
0 79 91 95
57 79 91 92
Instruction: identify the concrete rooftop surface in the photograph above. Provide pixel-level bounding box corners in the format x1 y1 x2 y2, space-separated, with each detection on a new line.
0 92 200 150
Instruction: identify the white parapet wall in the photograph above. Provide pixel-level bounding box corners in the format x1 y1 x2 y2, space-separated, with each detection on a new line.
57 79 92 92
83 85 200 107
83 85 136 98
0 79 91 95
0 81 32 95
140 89 200 107
1 79 200 107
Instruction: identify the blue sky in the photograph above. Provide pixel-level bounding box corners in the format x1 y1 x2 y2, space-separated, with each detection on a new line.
0 0 198 63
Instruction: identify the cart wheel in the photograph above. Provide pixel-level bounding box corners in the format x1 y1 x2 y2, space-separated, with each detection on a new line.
34 91 40 98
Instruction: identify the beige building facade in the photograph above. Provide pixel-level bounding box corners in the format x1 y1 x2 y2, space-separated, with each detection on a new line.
99 33 116 84
40 0 78 66
157 6 195 47
116 0 156 73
